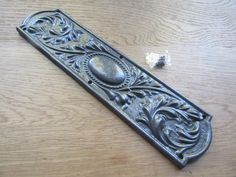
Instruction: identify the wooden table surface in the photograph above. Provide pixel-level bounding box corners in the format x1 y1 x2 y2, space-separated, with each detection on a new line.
1 0 236 177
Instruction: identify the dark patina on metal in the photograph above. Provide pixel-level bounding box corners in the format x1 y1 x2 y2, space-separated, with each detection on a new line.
17 10 212 168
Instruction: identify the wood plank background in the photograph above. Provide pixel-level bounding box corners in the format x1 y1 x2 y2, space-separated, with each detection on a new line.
0 0 236 176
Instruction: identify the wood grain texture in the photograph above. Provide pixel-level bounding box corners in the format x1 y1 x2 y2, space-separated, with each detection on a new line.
0 0 236 176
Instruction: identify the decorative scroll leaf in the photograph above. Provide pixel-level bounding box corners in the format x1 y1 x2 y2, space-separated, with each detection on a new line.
25 13 114 73
137 95 202 156
102 66 177 109
18 10 212 167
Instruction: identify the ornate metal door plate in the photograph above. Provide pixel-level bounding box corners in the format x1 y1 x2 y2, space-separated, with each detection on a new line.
17 10 212 167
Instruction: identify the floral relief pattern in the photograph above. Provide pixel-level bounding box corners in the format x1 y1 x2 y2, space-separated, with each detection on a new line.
19 10 212 166
137 95 203 155
103 66 176 108
102 66 204 156
23 12 114 72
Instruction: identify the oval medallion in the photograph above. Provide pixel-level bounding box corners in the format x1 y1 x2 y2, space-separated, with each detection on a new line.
88 55 125 85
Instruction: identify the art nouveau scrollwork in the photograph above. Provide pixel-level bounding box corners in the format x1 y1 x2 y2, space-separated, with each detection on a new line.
17 10 212 167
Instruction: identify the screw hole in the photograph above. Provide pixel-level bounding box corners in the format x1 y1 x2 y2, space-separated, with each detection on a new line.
177 154 184 159
88 80 92 84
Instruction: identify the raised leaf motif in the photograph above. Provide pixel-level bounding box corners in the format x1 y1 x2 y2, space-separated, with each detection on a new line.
137 95 203 156
18 10 212 167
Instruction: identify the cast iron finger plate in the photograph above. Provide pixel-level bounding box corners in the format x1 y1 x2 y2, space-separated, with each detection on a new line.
17 9 212 168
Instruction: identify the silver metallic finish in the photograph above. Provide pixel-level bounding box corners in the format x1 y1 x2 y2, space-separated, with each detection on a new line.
17 9 212 168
